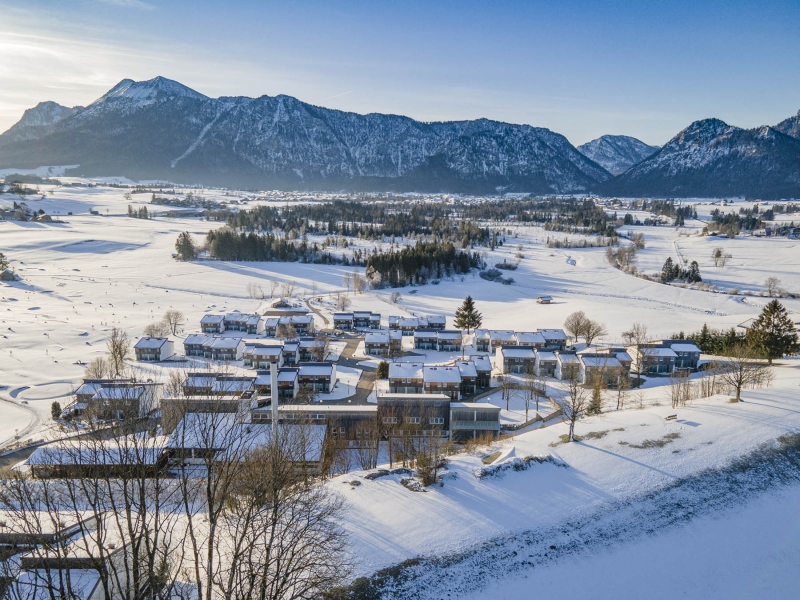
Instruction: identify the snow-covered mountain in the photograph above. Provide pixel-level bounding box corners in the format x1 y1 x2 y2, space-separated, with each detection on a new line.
774 109 800 140
0 77 611 194
1 101 82 143
600 118 800 199
577 135 659 174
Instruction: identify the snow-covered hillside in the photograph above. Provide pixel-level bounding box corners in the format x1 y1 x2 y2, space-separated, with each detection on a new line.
577 134 658 174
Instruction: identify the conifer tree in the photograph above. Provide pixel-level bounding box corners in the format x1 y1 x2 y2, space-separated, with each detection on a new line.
175 232 197 261
748 299 800 364
454 295 482 334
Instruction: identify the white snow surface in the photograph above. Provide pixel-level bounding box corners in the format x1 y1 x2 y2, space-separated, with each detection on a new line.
2 184 800 596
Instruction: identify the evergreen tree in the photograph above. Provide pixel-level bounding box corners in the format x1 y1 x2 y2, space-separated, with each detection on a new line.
686 260 702 283
50 401 61 420
175 232 197 261
454 295 482 333
377 361 389 380
661 257 675 282
747 299 800 364
0 252 8 271
586 387 602 415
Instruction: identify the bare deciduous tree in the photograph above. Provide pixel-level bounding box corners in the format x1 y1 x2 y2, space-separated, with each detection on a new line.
716 342 773 402
281 280 296 298
668 369 694 409
269 279 279 299
107 327 130 377
563 311 587 344
163 310 185 335
564 371 588 442
389 291 402 304
85 356 111 379
335 292 351 312
583 319 608 346
247 282 266 300
144 320 170 338
351 272 366 295
623 322 650 387
342 273 353 294
765 276 781 297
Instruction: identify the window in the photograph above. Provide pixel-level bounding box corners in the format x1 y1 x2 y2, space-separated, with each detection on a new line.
382 417 398 425
429 417 444 425
406 416 420 424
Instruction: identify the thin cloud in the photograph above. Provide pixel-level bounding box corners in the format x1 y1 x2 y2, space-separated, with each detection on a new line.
327 90 353 100
96 0 155 9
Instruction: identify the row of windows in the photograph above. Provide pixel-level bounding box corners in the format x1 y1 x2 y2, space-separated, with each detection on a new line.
381 417 445 425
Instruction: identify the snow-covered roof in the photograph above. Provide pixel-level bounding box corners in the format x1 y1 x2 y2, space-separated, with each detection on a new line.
93 385 146 401
437 330 463 340
75 382 103 396
201 314 225 324
278 369 299 383
670 343 702 353
538 328 568 341
642 347 678 357
536 350 557 361
333 312 354 320
26 435 168 466
515 332 546 345
557 352 581 364
169 413 325 462
282 341 299 351
134 337 169 349
451 402 501 410
211 378 254 393
581 356 623 369
470 355 493 371
15 569 101 600
184 333 211 345
185 374 216 388
423 366 462 383
456 361 478 378
426 315 446 324
474 329 491 339
399 317 422 327
298 363 334 377
353 311 372 318
389 362 423 379
265 317 280 327
413 329 438 338
489 330 516 342
365 332 389 344
499 347 536 359
250 346 283 356
209 337 244 349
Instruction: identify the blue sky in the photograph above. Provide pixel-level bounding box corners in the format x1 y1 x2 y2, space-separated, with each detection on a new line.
1 0 799 145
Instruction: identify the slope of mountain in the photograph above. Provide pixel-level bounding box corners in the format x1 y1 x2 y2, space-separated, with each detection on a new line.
0 77 610 194
600 119 800 199
577 135 659 174
0 101 82 143
774 109 800 140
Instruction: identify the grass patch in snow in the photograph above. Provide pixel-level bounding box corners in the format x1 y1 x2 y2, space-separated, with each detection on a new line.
550 430 608 446
619 432 681 449
482 451 502 464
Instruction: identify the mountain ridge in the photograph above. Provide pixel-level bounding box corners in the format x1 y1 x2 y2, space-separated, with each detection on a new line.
0 77 611 194
1 77 798 198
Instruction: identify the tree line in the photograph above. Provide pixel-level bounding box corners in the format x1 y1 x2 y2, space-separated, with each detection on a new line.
365 241 483 288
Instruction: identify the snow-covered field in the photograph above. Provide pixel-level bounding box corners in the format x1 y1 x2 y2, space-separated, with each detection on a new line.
2 183 800 597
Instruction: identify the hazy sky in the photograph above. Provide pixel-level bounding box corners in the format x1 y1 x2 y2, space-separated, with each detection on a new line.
1 0 799 146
